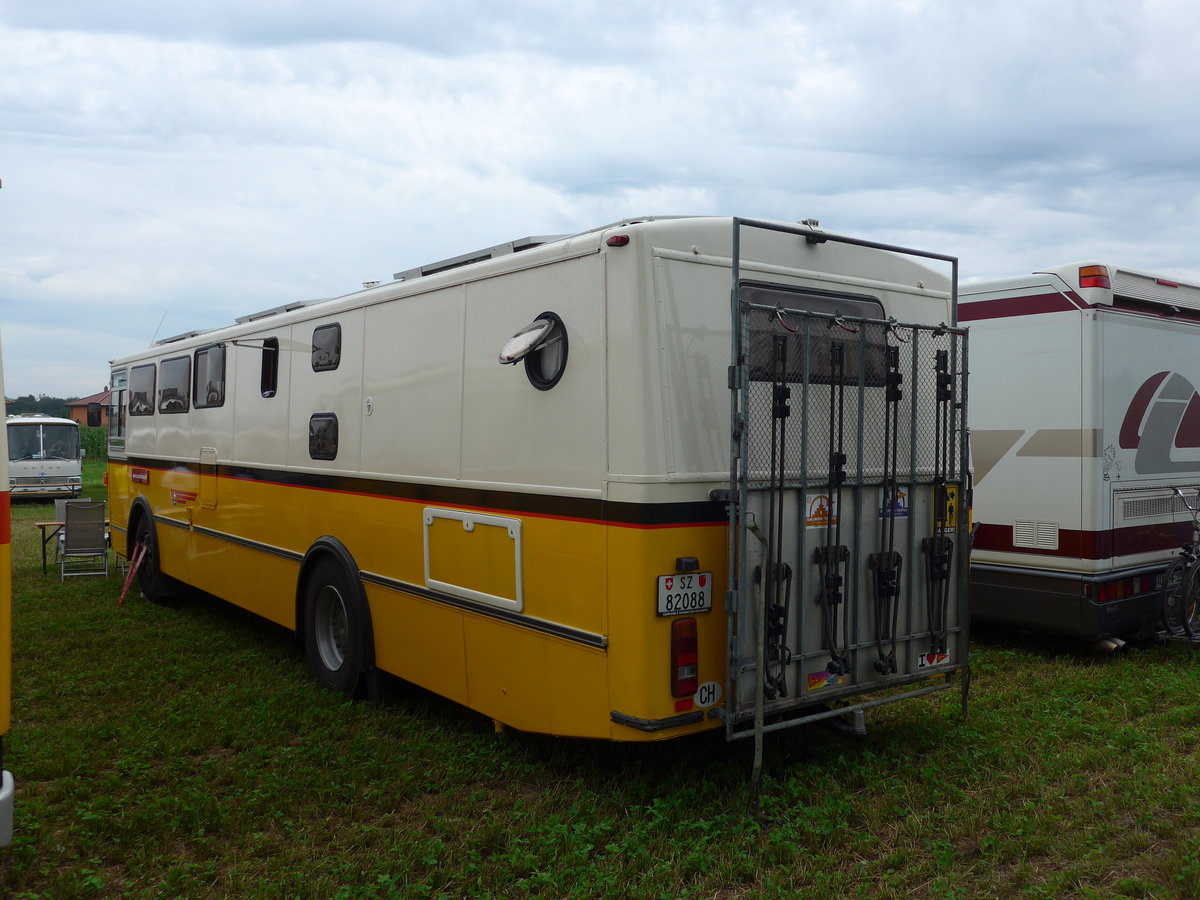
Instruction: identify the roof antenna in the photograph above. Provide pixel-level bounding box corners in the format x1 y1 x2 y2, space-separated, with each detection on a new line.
150 311 168 345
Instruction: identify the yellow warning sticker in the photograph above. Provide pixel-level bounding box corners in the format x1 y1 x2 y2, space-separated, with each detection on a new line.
934 484 960 534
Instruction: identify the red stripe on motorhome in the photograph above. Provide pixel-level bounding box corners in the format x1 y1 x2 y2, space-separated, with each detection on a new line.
974 521 1191 560
958 290 1086 321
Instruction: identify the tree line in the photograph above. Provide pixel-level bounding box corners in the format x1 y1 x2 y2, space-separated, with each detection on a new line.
5 395 73 418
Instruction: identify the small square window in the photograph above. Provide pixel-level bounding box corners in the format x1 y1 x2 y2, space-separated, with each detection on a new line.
312 324 341 372
309 413 338 460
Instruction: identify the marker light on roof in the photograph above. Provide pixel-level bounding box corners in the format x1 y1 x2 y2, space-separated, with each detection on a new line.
1078 265 1111 289
606 235 630 247
1156 278 1180 288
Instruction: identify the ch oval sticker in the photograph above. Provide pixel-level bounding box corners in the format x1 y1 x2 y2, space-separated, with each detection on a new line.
694 681 722 708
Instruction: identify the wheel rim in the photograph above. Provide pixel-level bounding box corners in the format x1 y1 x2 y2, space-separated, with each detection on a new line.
136 526 156 592
314 584 349 672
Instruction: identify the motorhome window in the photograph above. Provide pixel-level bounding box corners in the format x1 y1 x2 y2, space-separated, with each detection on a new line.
309 413 338 460
741 282 887 385
261 337 279 398
158 356 191 414
312 324 341 372
525 312 568 391
109 369 128 445
193 345 226 408
129 365 156 416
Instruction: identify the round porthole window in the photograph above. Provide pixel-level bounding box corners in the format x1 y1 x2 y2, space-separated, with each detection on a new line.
498 311 568 391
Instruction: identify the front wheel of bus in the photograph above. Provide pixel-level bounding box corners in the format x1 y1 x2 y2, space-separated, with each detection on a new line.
303 558 369 698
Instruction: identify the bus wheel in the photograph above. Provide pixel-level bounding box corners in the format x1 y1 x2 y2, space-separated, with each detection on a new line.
303 558 368 697
132 515 173 604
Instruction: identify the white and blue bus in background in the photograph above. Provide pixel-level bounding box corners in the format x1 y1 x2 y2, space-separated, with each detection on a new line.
6 414 83 501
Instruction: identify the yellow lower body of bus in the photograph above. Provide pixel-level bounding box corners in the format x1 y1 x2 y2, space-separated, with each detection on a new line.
108 462 729 741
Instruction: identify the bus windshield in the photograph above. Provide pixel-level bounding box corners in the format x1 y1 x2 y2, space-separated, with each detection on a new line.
7 422 81 461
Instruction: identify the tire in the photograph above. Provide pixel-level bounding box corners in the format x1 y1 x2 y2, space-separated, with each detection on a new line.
1181 564 1200 638
302 557 370 697
1162 558 1191 635
131 513 174 604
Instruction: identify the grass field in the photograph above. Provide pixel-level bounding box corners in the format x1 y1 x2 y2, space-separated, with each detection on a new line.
0 460 1198 898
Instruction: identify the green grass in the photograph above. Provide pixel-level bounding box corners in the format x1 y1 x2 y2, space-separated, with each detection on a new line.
1 459 1199 897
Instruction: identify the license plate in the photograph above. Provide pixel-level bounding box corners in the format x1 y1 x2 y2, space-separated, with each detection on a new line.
657 572 713 616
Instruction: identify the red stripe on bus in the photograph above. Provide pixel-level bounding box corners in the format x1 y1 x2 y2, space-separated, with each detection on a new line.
958 290 1088 321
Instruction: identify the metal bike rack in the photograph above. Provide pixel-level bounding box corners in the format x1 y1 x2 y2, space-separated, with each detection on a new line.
720 219 970 796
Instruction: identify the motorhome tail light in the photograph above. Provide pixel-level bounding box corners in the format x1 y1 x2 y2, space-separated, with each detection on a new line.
606 235 630 247
670 617 698 697
1078 265 1111 289
1090 574 1156 604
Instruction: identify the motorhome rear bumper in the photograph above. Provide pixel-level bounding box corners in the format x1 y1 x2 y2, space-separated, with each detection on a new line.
970 562 1167 640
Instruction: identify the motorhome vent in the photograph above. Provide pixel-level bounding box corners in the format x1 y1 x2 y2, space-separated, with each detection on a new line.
1123 496 1187 520
1113 270 1200 311
1013 520 1059 550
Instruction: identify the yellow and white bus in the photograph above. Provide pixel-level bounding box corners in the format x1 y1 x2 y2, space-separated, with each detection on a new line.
106 217 969 752
0 335 16 845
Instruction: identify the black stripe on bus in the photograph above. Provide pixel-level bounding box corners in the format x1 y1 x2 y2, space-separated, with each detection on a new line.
181 520 608 651
358 571 608 650
123 456 728 527
190 524 304 562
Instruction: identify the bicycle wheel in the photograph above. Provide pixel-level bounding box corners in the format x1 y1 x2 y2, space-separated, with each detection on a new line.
1181 562 1200 638
1162 557 1190 635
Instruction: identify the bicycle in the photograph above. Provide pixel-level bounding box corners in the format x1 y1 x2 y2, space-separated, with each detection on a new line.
1162 488 1200 638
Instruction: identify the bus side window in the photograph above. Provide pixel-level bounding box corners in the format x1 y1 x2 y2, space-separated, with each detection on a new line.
158 356 190 414
261 337 279 398
193 344 226 408
128 365 155 417
312 324 341 372
309 413 338 460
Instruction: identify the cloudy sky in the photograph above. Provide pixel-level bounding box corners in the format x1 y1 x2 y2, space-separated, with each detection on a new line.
2 0 1199 398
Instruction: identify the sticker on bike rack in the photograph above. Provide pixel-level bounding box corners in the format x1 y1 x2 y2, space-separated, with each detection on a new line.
878 487 910 519
807 670 845 690
805 493 838 529
917 651 950 669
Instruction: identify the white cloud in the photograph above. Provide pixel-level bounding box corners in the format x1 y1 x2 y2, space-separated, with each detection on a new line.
2 1 1200 395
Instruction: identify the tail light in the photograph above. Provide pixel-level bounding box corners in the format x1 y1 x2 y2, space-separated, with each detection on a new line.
670 617 698 697
1079 265 1111 289
1088 574 1155 604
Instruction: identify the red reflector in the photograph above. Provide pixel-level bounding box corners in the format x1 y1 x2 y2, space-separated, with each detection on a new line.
606 235 630 247
671 617 699 698
674 698 694 712
1079 265 1111 289
1156 278 1180 288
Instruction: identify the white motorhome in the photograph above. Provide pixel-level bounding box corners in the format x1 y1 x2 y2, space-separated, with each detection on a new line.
6 415 84 500
106 217 968 767
963 262 1200 640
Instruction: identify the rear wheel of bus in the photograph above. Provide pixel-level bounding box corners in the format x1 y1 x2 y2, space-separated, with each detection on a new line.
302 557 371 698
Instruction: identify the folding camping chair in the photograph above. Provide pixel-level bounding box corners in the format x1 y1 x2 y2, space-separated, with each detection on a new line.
60 500 109 581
